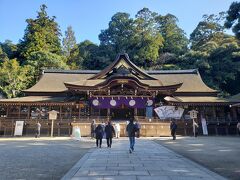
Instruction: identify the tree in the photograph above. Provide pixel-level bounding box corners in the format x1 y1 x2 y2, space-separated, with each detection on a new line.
20 4 62 61
67 45 82 69
0 46 9 64
18 4 68 83
0 40 19 60
0 59 34 98
27 51 68 76
207 37 240 94
225 2 240 39
99 12 135 59
156 14 188 55
80 40 111 70
132 8 164 67
62 26 77 57
190 12 225 50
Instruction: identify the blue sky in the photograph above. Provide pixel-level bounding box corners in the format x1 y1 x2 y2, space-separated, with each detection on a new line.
0 0 235 44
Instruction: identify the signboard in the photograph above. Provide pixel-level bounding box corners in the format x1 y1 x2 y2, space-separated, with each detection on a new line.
154 106 184 119
14 121 24 136
189 110 198 119
48 110 58 120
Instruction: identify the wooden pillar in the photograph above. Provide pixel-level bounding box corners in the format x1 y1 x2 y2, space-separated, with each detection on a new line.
48 105 51 136
58 122 60 136
212 106 217 120
134 108 137 118
70 105 72 120
18 105 21 119
231 107 237 121
59 105 62 120
6 105 9 117
78 105 81 120
27 105 30 119
11 119 14 136
107 108 110 117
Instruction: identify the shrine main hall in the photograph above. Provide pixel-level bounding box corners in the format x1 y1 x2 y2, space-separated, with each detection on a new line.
0 53 239 136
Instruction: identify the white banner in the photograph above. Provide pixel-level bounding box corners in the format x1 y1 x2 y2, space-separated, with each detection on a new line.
72 126 81 140
154 106 184 120
201 117 208 135
14 121 24 136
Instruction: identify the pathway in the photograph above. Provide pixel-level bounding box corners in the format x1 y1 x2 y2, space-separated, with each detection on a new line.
62 139 225 180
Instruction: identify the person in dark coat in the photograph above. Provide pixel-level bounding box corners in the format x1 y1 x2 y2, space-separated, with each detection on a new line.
170 120 177 140
95 124 103 148
105 121 115 148
126 119 137 153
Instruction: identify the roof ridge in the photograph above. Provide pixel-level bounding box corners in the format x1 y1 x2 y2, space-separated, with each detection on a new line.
43 69 198 75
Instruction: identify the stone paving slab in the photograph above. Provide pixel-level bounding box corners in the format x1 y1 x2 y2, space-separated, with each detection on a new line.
62 139 226 180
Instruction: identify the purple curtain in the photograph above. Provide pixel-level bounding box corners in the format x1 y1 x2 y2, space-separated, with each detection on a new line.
89 97 154 109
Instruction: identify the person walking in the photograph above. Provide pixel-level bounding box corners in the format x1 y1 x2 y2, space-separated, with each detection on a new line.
115 123 120 138
237 121 240 136
170 120 177 140
95 124 103 148
35 121 41 138
105 121 115 148
126 118 137 153
91 119 96 139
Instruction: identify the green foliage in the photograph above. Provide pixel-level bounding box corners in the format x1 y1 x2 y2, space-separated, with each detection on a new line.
27 51 68 75
0 46 9 64
190 12 226 50
156 14 188 55
225 2 240 39
0 59 34 98
131 8 164 67
99 12 135 55
62 26 77 57
67 45 82 69
0 40 19 60
80 40 111 70
20 4 62 61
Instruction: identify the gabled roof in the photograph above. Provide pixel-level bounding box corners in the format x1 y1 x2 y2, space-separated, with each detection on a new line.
150 70 216 93
23 53 216 94
89 53 156 80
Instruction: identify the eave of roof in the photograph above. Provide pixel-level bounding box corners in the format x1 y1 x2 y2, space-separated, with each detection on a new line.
228 93 240 102
0 96 75 105
164 96 230 105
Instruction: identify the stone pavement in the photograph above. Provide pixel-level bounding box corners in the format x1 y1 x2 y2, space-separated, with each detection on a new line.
62 139 226 180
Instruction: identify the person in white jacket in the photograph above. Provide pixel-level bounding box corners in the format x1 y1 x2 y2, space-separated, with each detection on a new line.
115 123 120 138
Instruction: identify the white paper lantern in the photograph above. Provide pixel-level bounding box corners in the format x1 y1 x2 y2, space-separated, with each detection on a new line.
129 99 136 106
92 99 99 106
110 99 117 106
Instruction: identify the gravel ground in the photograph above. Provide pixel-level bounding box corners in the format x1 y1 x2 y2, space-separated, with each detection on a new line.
0 137 95 180
154 136 240 180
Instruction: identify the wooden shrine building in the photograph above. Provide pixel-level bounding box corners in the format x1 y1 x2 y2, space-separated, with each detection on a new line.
0 53 239 136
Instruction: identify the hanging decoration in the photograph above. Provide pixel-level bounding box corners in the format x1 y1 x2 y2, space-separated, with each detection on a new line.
90 97 154 109
110 99 117 107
